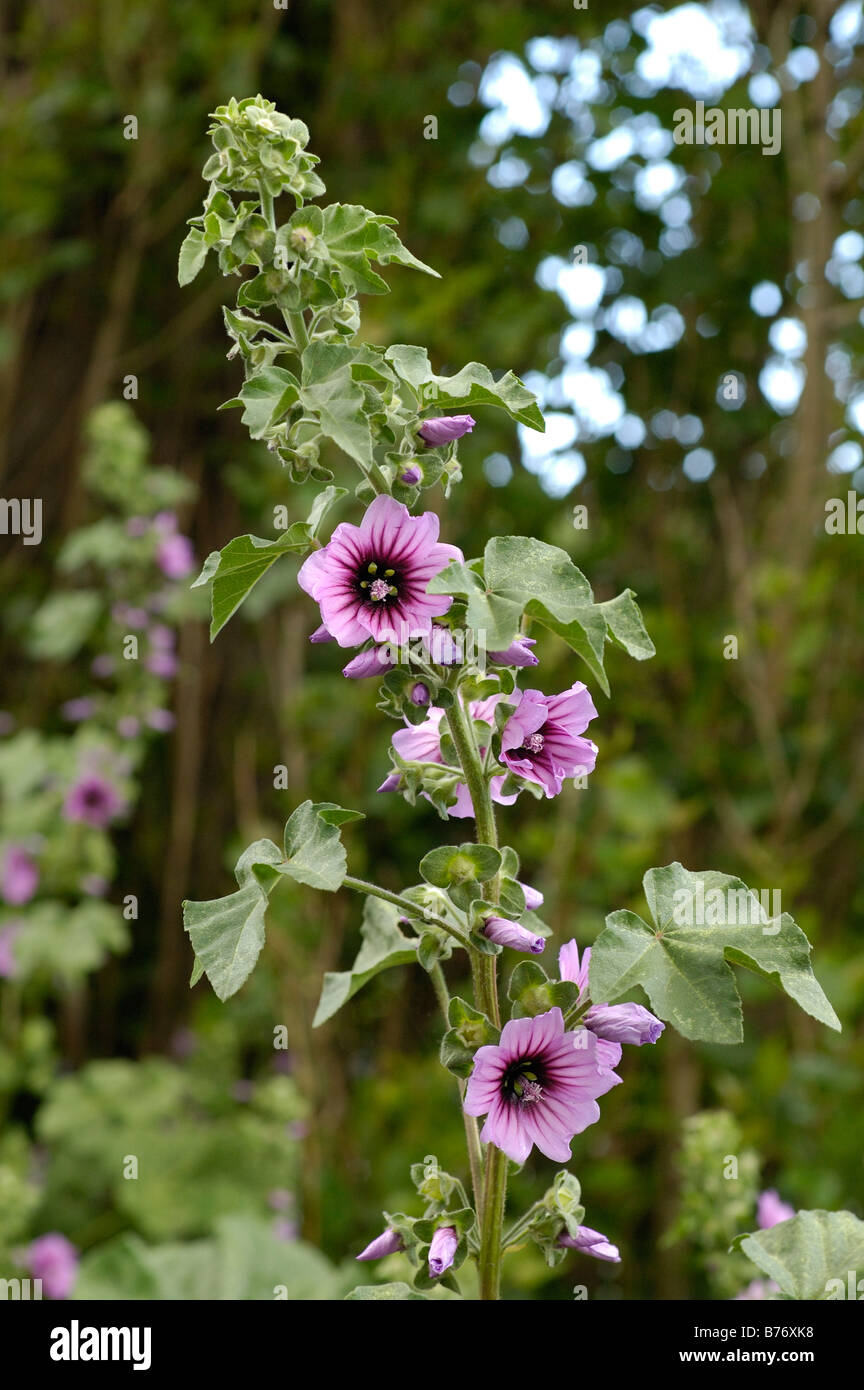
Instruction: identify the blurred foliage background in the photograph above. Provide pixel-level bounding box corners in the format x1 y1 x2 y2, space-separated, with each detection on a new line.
0 0 862 1299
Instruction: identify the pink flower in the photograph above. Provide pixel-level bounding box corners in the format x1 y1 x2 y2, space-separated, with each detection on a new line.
1 845 39 905
145 709 175 732
26 1233 79 1300
156 533 195 579
558 1225 621 1262
145 650 178 678
62 774 124 829
298 496 463 648
757 1190 795 1229
463 1007 621 1164
379 702 515 817
61 697 97 723
500 684 598 798
418 415 475 445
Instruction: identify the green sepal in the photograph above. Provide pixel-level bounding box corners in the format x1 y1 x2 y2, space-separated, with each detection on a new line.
439 996 500 1077
507 962 580 1019
409 1155 465 1209
419 843 501 889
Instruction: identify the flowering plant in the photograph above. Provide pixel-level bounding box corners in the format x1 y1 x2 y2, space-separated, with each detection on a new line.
180 97 840 1300
0 403 198 990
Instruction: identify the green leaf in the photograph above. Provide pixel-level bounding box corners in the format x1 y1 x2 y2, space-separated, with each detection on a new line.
178 226 208 285
385 344 432 389
235 366 300 439
485 537 607 690
320 203 439 295
428 536 654 693
185 802 359 1000
194 486 346 641
183 839 283 1002
313 897 417 1026
300 343 375 466
732 1210 864 1300
589 863 841 1044
75 1217 348 1301
280 798 359 891
424 362 544 431
597 590 656 661
194 529 310 641
427 561 524 653
345 1282 429 1300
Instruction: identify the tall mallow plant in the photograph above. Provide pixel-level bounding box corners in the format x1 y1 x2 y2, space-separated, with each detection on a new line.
178 97 840 1301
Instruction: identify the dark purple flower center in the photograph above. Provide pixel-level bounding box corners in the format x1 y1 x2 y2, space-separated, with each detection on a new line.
82 785 108 807
502 1057 546 1106
356 559 400 605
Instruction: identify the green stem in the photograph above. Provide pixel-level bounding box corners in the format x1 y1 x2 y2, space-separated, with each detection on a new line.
341 875 472 952
445 690 510 1300
444 698 500 1026
478 1144 508 1300
430 962 484 1222
501 1200 544 1251
286 310 309 352
429 961 450 1018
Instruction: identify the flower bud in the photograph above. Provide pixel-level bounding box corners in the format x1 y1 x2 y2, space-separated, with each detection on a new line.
290 225 316 254
586 1003 664 1046
428 1225 458 1277
557 1225 620 1263
517 880 544 911
356 1228 405 1261
399 464 422 485
482 915 545 955
489 636 538 668
418 415 475 446
342 647 394 679
409 682 430 706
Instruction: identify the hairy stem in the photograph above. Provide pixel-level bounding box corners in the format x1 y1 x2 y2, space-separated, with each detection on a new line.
445 690 508 1299
430 962 484 1222
478 1144 508 1300
341 874 472 952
